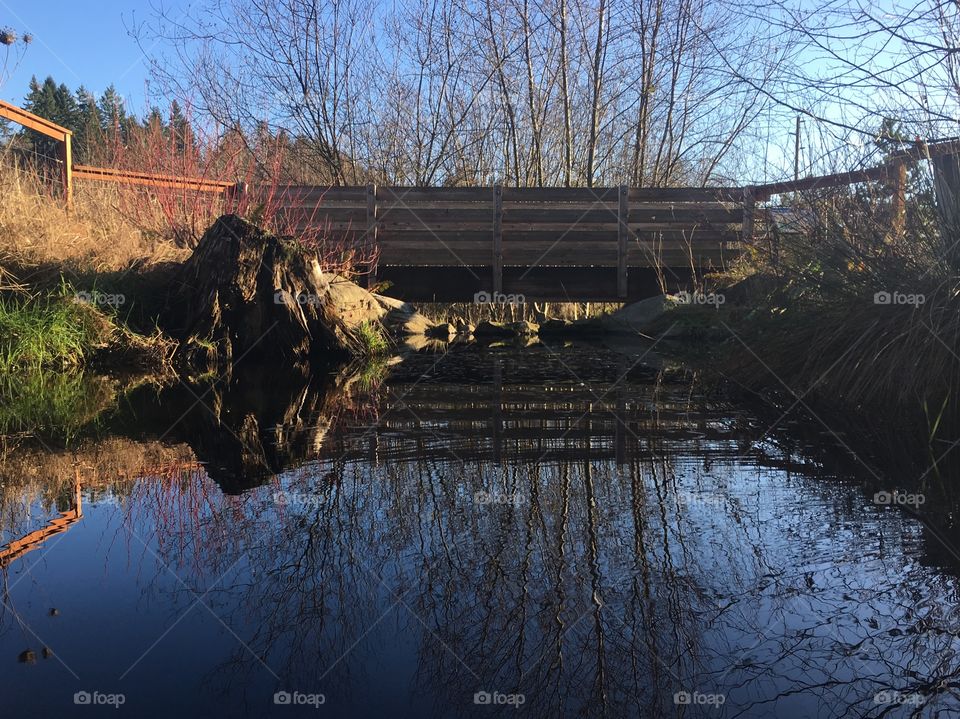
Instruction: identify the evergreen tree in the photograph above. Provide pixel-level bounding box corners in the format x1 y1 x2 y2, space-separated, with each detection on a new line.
74 86 102 163
97 85 128 136
22 75 79 158
168 100 193 154
145 106 165 131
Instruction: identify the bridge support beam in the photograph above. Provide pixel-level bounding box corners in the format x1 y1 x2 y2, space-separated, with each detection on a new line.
617 184 628 298
365 183 378 288
492 184 503 294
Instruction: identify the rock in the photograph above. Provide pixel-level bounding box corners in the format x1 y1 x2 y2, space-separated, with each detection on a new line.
595 294 676 333
539 317 605 337
372 293 409 313
453 319 475 336
18 650 36 664
507 320 539 336
397 311 433 336
169 215 393 366
473 320 515 338
370 293 437 337
426 322 455 339
537 318 572 336
323 275 390 329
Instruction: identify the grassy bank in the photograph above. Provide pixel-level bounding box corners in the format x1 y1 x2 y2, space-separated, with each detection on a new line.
0 292 174 372
0 158 189 373
692 171 960 477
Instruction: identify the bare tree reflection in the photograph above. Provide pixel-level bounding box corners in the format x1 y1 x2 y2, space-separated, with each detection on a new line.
4 349 960 717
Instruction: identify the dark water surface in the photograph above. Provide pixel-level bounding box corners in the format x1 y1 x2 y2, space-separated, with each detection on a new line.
3 346 960 718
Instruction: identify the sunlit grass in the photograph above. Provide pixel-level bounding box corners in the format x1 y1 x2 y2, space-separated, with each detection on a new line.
0 295 107 372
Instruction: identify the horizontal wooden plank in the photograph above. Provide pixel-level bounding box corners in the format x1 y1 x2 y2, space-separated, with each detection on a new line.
270 186 746 206
74 165 233 192
378 247 732 266
269 185 367 201
628 187 743 202
279 200 370 210
628 207 741 223
377 186 492 202
281 208 366 222
379 248 493 265
284 209 741 227
265 184 746 201
377 207 494 224
0 99 71 141
372 229 740 243
501 187 619 202
375 240 736 253
290 228 741 248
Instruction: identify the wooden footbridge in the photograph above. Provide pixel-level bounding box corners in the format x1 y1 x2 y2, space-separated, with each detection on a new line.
4 97 935 303
256 184 746 301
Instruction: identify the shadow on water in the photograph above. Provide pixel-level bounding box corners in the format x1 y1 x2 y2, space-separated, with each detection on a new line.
2 344 960 717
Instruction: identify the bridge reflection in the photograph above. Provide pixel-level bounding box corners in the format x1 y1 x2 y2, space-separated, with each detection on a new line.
108 347 821 493
0 476 82 569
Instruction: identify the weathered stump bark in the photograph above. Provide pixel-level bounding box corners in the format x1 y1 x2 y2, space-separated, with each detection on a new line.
170 215 385 367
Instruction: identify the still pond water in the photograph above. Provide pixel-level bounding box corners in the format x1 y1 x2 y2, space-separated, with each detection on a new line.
2 345 959 718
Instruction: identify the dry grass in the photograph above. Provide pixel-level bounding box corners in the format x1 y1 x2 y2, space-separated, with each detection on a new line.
418 300 623 325
0 158 190 274
725 175 958 420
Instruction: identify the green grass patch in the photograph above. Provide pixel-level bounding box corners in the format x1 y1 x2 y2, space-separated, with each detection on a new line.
0 371 116 439
355 321 389 355
0 295 111 372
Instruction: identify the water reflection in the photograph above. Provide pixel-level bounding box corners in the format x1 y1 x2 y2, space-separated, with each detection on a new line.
2 347 960 718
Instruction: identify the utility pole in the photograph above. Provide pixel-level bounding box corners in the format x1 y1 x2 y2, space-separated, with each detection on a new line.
794 116 803 181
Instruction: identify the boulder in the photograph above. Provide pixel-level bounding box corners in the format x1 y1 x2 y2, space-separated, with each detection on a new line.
537 318 573 336
508 320 539 336
396 311 434 336
594 294 676 333
374 293 433 336
426 322 456 339
473 320 515 338
454 319 475 336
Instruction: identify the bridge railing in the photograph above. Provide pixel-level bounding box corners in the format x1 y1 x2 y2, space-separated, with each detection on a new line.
260 184 747 297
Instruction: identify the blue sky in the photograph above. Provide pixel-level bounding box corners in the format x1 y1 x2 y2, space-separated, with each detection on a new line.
0 0 166 112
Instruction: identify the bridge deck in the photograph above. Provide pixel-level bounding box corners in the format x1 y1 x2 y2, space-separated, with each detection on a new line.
263 184 749 301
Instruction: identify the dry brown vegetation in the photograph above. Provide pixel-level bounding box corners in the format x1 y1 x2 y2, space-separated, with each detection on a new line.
0 159 190 274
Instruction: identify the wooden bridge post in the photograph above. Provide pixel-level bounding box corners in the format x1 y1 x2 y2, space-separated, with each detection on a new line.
365 183 378 288
224 181 247 212
493 184 503 294
742 186 755 242
617 184 629 298
58 132 73 208
742 185 765 267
